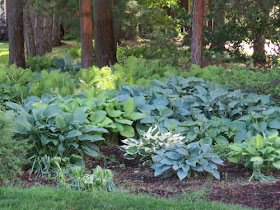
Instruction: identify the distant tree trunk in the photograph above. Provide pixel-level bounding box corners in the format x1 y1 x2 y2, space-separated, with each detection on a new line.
8 0 25 68
80 0 94 69
93 0 117 68
43 15 53 53
23 0 36 57
191 0 204 67
52 14 61 47
253 32 266 65
179 0 189 11
35 12 45 56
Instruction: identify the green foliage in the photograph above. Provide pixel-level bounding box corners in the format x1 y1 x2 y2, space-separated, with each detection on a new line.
26 56 56 72
117 76 280 147
113 56 181 88
0 65 35 103
7 94 108 175
0 112 29 182
29 70 77 97
228 132 280 172
184 64 280 101
120 125 187 164
53 158 117 192
151 143 223 180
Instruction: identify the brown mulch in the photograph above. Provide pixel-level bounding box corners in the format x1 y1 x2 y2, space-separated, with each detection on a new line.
2 146 280 210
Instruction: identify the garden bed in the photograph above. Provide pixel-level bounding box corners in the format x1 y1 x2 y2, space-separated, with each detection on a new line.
7 146 279 210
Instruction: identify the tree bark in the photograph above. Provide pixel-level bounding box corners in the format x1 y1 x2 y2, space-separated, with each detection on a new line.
80 0 94 69
253 32 266 65
52 14 61 47
93 0 117 68
43 14 53 53
23 0 36 57
35 11 45 56
8 0 25 68
191 0 205 67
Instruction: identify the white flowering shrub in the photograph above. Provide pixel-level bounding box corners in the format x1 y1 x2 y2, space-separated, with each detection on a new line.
120 125 187 165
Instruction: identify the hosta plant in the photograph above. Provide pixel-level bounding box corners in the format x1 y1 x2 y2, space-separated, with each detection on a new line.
52 157 116 192
120 125 187 164
151 143 223 180
228 132 280 172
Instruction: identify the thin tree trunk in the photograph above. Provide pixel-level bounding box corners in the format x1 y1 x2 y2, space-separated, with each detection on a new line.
93 0 117 68
253 32 266 65
23 0 36 57
191 0 205 67
80 0 93 69
8 0 25 68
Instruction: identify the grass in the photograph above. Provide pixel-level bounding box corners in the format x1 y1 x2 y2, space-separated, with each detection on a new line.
0 187 252 210
0 41 81 66
0 42 9 64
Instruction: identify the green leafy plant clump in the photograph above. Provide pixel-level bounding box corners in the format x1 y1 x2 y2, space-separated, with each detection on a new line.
228 132 280 171
152 143 223 180
0 112 30 182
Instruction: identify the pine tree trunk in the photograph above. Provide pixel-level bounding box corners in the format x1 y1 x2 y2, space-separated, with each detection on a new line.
23 0 36 57
191 0 205 67
43 15 53 53
93 0 117 68
35 11 45 56
80 0 93 69
52 14 61 47
8 0 25 68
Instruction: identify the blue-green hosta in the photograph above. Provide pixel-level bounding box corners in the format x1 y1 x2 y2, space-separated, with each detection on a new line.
151 143 223 180
120 125 187 164
116 76 280 144
228 132 280 172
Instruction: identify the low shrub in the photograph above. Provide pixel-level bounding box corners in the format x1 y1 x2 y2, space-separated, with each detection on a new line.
0 112 30 183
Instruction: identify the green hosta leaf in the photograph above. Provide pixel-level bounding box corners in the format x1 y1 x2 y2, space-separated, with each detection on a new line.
32 102 48 110
228 156 239 163
107 110 123 118
250 156 264 162
70 108 87 124
124 98 136 116
115 118 133 126
272 160 280 169
89 110 107 124
87 86 95 99
130 112 146 121
58 144 66 155
83 125 108 133
120 125 135 137
177 169 188 181
56 116 66 129
255 134 264 150
127 146 138 154
157 106 173 118
153 155 165 162
78 134 104 142
269 119 280 129
67 130 82 138
97 117 113 127
216 136 228 144
81 145 99 157
153 165 171 176
229 144 243 152
267 132 278 141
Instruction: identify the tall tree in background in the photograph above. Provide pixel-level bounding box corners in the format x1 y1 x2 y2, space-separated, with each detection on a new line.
8 0 25 68
93 0 117 68
79 0 93 69
191 0 204 67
